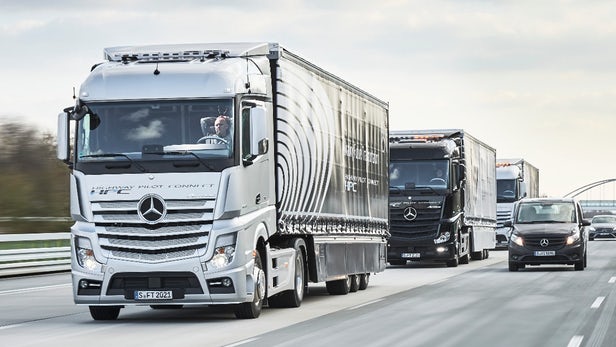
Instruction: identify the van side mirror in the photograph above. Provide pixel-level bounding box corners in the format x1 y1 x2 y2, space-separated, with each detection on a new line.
581 219 591 227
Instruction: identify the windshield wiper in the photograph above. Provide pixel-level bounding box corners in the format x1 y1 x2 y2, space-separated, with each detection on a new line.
146 150 217 172
80 153 146 172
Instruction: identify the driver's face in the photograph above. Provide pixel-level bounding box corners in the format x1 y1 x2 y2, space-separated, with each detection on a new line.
214 120 228 136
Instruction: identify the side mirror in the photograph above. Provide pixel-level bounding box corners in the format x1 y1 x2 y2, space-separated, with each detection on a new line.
250 107 268 156
57 112 70 163
503 220 513 227
581 219 591 227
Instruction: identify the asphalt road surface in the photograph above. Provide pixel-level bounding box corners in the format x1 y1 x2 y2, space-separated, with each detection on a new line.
2 241 616 347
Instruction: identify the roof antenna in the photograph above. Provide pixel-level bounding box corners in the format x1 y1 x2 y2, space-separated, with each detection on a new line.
154 62 160 75
244 52 251 91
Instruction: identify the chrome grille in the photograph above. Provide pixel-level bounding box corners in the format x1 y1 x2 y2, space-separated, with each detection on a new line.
389 202 442 239
92 198 214 262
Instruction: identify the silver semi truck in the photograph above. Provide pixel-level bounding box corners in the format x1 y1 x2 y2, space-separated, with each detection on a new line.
495 158 540 248
57 43 389 320
388 129 496 267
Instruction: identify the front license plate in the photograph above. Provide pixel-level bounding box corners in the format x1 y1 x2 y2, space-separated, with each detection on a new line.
401 252 421 259
534 251 555 256
134 290 173 300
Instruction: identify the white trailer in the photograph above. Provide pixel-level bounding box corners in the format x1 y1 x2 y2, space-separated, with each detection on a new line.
57 43 389 320
495 158 540 247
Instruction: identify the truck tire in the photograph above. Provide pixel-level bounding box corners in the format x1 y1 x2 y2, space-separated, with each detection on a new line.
349 275 360 293
326 276 351 295
358 273 370 290
234 252 265 319
471 250 484 260
446 255 459 267
89 306 121 320
388 260 407 266
268 241 306 308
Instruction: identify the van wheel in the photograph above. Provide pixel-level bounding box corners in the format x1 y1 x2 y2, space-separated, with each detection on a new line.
574 259 584 271
508 261 518 272
234 252 265 319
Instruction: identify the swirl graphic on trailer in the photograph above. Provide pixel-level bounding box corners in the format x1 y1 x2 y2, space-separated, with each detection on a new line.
275 59 336 233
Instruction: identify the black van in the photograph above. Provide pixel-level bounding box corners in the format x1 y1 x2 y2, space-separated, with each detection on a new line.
505 198 590 271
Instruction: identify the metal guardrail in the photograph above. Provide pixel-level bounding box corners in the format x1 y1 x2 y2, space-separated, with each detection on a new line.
0 233 71 277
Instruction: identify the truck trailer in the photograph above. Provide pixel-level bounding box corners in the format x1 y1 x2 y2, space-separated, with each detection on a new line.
495 158 540 248
388 129 496 267
56 42 389 320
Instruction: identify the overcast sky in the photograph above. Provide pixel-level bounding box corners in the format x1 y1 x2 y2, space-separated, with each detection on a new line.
1 0 615 198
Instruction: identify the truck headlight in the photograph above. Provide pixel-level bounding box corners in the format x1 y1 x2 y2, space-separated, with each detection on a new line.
434 232 451 244
209 233 237 269
75 237 103 272
210 245 236 269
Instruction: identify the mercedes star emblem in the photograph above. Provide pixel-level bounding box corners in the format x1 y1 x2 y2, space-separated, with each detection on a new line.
540 238 549 247
138 194 167 224
403 207 418 221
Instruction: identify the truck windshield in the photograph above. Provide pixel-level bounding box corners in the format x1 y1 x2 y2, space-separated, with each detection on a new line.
389 160 449 190
76 99 234 161
497 179 518 203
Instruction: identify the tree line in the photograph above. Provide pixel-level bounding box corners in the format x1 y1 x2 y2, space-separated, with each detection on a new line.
0 120 70 233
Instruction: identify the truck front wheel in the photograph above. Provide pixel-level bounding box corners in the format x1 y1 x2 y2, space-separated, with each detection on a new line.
234 252 265 319
89 306 121 320
268 242 306 308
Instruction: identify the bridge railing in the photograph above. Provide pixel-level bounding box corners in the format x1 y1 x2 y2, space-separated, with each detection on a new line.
0 233 71 277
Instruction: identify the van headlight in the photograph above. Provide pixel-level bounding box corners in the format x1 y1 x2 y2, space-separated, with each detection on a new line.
510 233 524 247
567 230 581 245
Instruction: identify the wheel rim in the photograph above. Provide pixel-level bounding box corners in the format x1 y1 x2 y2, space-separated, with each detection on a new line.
295 252 304 299
255 263 266 303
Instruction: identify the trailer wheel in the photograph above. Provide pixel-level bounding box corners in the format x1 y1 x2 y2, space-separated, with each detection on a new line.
349 275 360 293
326 276 351 295
268 241 306 308
358 273 370 290
89 306 121 320
234 252 265 319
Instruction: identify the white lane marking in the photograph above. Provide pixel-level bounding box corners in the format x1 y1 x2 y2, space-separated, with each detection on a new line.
567 335 583 347
347 298 384 310
0 323 25 330
591 296 605 309
0 283 71 296
224 338 259 347
609 277 616 284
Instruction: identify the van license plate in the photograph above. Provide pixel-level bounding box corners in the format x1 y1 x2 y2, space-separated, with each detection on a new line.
134 290 173 300
401 253 420 258
534 251 555 256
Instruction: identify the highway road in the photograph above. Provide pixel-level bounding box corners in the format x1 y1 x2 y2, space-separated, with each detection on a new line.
2 241 616 347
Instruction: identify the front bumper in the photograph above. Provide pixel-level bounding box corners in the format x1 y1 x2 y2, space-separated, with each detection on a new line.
72 256 256 306
508 242 584 266
388 238 456 262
